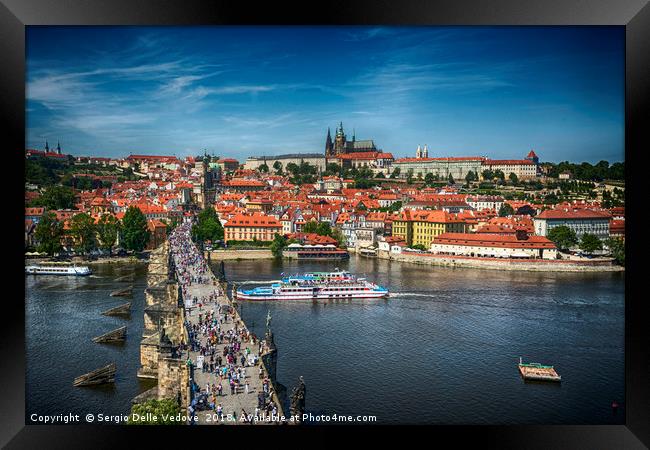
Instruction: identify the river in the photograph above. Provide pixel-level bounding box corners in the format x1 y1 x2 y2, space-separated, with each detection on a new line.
223 256 625 424
25 257 624 425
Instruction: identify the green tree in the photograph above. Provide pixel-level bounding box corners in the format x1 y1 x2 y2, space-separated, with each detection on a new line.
389 167 401 179
69 212 97 254
547 225 578 251
509 172 519 185
192 206 224 243
424 173 435 186
258 163 269 173
315 222 332 237
604 237 624 265
324 162 341 176
482 169 494 181
34 212 64 256
128 398 182 425
330 227 347 248
411 244 428 251
121 206 150 252
447 173 455 184
273 161 283 175
498 203 515 217
579 233 603 254
270 233 287 259
465 170 477 186
31 185 75 210
96 214 121 254
302 221 319 234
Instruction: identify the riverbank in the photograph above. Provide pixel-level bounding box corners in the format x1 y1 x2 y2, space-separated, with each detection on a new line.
25 255 149 266
374 250 624 272
207 249 274 260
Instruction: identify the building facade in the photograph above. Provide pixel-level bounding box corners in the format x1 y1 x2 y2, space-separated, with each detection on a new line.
223 212 283 242
243 154 326 172
430 231 557 259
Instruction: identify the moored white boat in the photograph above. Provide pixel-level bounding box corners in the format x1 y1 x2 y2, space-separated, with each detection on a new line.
25 262 92 276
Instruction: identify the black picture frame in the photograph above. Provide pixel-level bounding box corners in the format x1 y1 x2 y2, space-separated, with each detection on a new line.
2 0 648 447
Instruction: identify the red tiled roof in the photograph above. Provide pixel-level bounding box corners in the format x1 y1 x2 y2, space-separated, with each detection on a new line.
484 159 534 165
224 212 282 228
434 232 556 249
394 156 486 163
25 207 45 216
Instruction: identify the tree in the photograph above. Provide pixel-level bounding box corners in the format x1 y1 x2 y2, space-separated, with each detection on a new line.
302 221 319 234
270 233 287 259
509 172 519 185
34 212 64 256
330 227 347 248
547 225 578 251
424 173 435 186
447 173 455 184
97 214 121 254
121 206 150 252
482 169 494 181
579 233 603 254
406 169 414 184
31 185 75 210
324 162 341 176
389 167 401 179
465 170 477 186
192 206 224 243
273 161 283 175
604 237 625 265
128 398 182 425
258 163 269 173
285 162 299 175
69 212 97 254
498 203 515 217
315 222 332 237
411 244 428 251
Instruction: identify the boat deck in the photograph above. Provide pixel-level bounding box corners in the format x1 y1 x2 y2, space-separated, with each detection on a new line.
518 363 561 382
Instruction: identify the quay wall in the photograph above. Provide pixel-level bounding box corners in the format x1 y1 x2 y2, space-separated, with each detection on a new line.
207 249 274 260
377 251 624 272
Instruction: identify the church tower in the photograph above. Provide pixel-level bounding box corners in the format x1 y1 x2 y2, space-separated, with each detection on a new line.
45 140 49 152
56 141 62 155
416 145 422 159
423 144 428 158
334 122 347 155
325 127 333 156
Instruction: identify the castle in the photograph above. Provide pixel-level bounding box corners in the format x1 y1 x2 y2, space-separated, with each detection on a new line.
325 122 378 157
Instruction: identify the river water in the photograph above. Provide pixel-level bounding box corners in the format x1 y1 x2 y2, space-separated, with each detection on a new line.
25 257 624 425
223 256 625 425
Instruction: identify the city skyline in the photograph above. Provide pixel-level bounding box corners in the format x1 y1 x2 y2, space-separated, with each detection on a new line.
27 26 624 163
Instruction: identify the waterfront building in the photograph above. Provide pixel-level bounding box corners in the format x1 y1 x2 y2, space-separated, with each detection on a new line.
392 209 467 248
146 219 167 250
533 208 611 239
223 212 283 242
243 153 326 172
430 230 557 259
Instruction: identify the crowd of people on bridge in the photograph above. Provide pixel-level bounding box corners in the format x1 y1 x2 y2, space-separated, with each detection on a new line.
169 223 282 424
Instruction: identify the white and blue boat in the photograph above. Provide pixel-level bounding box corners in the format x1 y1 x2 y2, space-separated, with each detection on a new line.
236 270 388 301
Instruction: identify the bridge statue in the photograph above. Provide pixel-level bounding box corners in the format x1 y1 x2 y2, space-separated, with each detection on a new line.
289 376 306 422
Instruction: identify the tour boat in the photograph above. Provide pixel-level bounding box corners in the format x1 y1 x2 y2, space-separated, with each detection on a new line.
235 270 389 301
25 262 92 276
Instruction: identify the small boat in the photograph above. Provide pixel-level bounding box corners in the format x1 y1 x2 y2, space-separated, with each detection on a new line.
25 262 92 276
518 357 561 382
237 269 389 301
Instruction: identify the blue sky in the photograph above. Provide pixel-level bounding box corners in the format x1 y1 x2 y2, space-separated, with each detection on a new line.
26 26 624 163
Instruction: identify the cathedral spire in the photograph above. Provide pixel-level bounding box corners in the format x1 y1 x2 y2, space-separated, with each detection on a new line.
45 140 49 152
57 141 61 154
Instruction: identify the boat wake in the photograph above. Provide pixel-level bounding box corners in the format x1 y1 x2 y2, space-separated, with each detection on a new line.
389 292 432 298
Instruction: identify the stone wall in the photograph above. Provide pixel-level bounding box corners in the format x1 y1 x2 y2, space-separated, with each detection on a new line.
207 249 274 260
379 250 624 272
